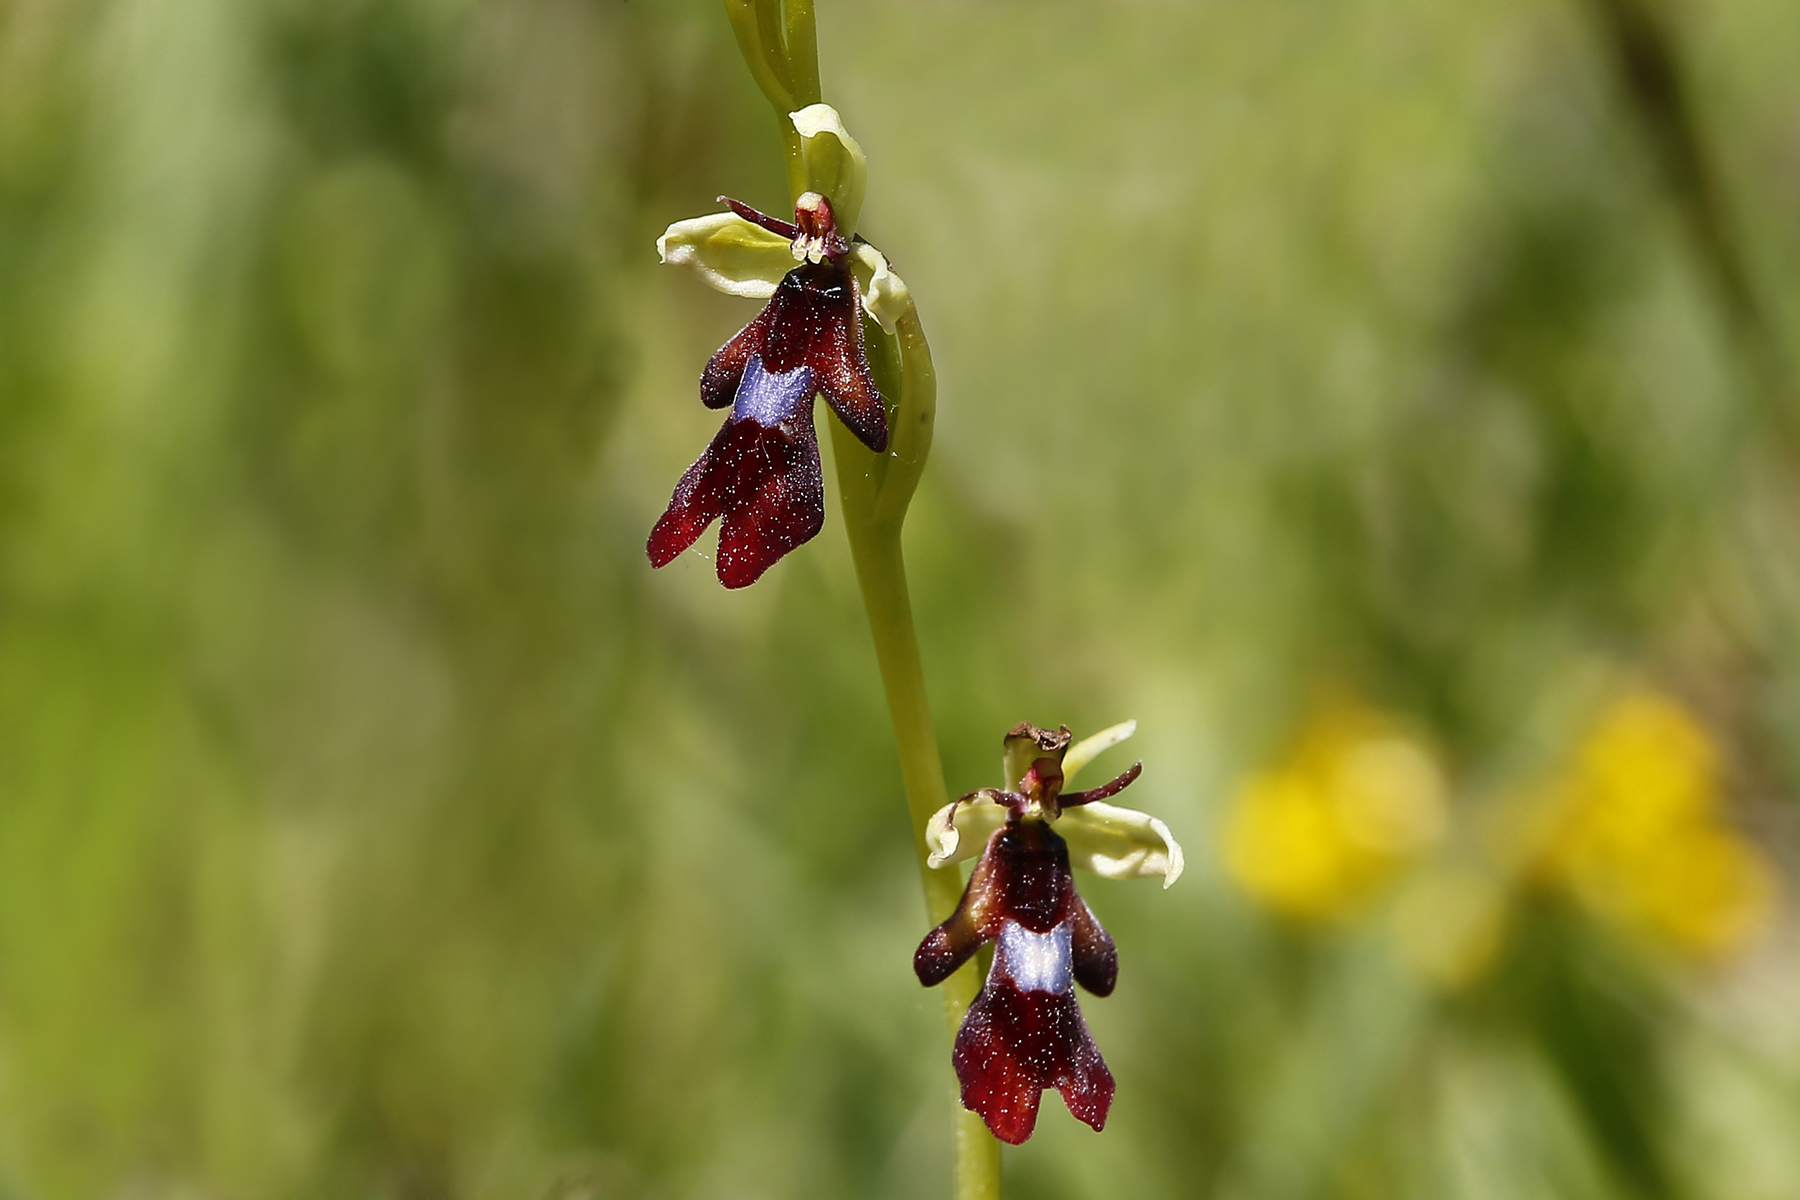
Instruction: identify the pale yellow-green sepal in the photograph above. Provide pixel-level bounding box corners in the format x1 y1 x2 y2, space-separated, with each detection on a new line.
1060 802 1185 888
791 104 868 237
924 787 1182 888
924 793 1007 869
848 242 909 334
656 212 793 299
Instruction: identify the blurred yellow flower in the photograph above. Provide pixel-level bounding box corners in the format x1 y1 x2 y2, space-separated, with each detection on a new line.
1536 690 1776 960
1224 702 1447 922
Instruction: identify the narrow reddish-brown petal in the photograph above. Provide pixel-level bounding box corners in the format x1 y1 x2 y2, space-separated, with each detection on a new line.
701 305 778 410
719 195 800 241
1068 898 1118 997
1059 761 1143 809
957 787 1025 811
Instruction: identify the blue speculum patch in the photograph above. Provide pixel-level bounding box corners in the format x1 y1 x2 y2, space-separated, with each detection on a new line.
731 355 814 428
997 921 1074 994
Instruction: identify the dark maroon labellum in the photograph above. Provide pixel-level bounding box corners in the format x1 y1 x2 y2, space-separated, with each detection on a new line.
646 353 824 589
916 820 1119 1144
647 195 888 589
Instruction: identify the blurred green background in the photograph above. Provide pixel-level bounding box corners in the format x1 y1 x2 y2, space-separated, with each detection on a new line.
3 0 1799 1196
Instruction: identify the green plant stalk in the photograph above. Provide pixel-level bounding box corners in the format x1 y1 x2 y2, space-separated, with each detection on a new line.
727 0 1003 1192
724 0 794 111
827 315 1003 1200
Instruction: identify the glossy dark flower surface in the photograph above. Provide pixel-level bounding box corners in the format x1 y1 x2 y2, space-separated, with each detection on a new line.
916 818 1118 1144
914 724 1153 1145
647 196 887 588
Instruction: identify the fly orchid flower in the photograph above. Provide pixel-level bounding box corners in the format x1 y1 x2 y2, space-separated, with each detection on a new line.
650 105 911 588
915 721 1183 1144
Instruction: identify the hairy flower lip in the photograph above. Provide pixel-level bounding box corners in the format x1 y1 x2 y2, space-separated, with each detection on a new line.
915 721 1176 1144
699 258 887 451
646 351 824 589
955 925 1115 1143
918 818 1119 1143
730 357 814 427
647 189 890 587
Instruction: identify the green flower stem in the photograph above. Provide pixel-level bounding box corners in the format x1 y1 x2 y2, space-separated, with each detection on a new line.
825 458 959 918
724 0 795 114
783 0 822 119
725 1 1001 1193
724 0 818 201
827 309 1003 1200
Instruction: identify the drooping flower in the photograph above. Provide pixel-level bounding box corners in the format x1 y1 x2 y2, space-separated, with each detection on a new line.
915 721 1183 1144
649 106 911 588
